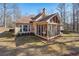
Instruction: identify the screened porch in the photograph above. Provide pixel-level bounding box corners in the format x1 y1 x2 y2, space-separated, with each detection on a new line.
35 23 60 39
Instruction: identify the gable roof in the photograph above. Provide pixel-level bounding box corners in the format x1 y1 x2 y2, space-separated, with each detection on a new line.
31 13 43 21
16 12 60 24
16 16 32 24
32 8 46 21
37 13 56 22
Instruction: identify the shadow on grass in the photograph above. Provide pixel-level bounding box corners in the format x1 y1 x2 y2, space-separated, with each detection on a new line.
15 36 79 56
0 31 15 38
53 41 79 56
0 40 15 42
48 42 79 56
15 35 45 47
15 33 79 56
15 41 79 56
0 45 16 56
63 36 79 37
63 46 79 56
62 33 79 37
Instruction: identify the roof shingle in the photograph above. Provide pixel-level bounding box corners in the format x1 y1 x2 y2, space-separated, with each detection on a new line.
31 13 43 20
38 14 56 21
16 16 32 24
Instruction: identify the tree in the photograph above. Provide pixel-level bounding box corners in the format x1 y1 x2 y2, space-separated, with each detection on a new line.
0 3 21 28
1 3 13 28
57 3 66 30
72 3 79 32
13 4 21 21
57 3 79 32
72 3 76 32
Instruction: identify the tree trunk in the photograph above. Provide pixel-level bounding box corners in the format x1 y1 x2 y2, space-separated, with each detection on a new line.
3 3 6 28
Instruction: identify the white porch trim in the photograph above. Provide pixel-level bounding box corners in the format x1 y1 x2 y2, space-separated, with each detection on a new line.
19 24 31 33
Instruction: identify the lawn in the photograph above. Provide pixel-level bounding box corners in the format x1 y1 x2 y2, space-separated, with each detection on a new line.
15 35 47 47
49 33 79 55
0 31 79 56
15 33 79 56
0 31 16 56
63 33 79 37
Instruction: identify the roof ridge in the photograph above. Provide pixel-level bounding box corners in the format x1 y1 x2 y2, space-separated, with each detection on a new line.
37 13 56 21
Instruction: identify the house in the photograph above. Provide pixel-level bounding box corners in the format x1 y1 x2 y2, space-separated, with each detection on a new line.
15 8 61 40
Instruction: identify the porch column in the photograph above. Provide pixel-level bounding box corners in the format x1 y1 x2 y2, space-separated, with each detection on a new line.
22 25 23 33
43 25 46 36
29 25 30 32
28 25 29 32
30 25 32 32
37 25 39 35
51 24 53 36
37 25 38 34
30 25 31 33
28 25 30 33
42 25 44 36
47 24 49 40
34 23 37 34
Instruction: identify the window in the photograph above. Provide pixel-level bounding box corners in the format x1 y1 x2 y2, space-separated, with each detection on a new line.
23 25 27 32
28 25 30 31
20 25 22 32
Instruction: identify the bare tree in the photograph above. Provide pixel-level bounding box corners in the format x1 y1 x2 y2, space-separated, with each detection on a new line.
57 3 79 33
13 4 21 21
72 3 79 32
57 3 66 30
72 3 76 32
3 3 7 28
75 4 79 32
1 3 13 28
0 3 21 28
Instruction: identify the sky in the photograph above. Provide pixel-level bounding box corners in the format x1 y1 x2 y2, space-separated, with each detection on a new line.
17 3 59 16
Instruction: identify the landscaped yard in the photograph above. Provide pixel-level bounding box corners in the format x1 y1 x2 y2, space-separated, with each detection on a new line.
0 31 16 56
0 31 79 56
15 35 46 47
15 33 79 56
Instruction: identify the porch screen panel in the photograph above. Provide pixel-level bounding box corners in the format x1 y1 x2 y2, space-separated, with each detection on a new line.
36 24 47 37
39 25 40 35
41 25 43 36
36 25 39 34
52 25 56 36
57 25 60 35
48 24 52 37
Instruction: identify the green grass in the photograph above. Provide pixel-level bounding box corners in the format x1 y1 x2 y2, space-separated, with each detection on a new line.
0 31 15 42
16 36 47 46
0 31 46 46
0 31 14 38
0 31 79 55
62 33 79 37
